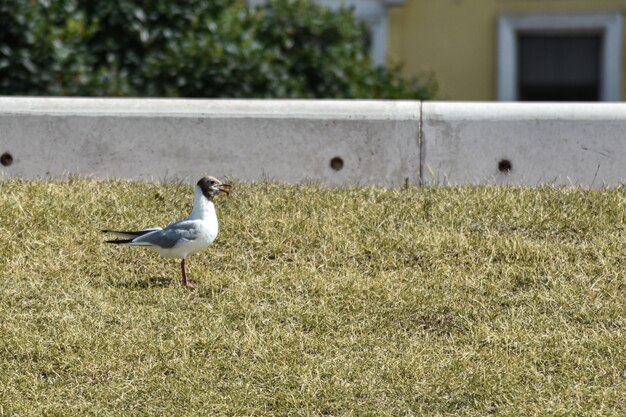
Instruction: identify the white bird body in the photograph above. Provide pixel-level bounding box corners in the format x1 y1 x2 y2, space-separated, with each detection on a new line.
104 176 230 287
144 218 217 259
128 186 219 258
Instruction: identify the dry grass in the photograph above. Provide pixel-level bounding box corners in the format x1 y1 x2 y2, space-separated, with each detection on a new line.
0 177 624 416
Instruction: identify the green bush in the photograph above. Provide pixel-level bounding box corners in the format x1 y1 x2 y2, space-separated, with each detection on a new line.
0 0 435 98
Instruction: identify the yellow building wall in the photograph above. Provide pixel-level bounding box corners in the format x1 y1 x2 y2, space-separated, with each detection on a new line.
388 0 626 100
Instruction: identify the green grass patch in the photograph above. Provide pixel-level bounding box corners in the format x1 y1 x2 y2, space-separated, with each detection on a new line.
0 178 624 416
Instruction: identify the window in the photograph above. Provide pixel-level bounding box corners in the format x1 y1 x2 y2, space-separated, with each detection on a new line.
518 33 601 101
498 12 623 101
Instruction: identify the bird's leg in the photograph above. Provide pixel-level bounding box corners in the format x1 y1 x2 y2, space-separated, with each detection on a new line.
180 258 196 288
181 258 187 287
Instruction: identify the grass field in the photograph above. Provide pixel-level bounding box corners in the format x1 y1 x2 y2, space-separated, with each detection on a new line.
0 177 624 416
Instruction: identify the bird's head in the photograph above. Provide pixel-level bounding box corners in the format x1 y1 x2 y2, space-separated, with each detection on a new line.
197 176 231 199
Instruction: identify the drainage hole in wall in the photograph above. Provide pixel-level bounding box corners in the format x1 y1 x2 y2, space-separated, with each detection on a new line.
498 159 512 174
1 152 13 167
330 157 344 171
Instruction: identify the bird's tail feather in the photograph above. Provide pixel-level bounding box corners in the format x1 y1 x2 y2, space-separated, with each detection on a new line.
105 239 134 244
102 228 162 240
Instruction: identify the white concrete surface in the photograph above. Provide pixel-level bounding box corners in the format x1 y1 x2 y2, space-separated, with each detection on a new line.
1 98 624 188
0 98 420 186
422 102 626 187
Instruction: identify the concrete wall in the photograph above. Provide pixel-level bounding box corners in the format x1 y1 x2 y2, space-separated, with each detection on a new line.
0 98 420 187
0 97 624 187
421 102 626 187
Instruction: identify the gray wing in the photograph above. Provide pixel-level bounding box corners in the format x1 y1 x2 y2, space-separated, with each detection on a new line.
130 221 201 249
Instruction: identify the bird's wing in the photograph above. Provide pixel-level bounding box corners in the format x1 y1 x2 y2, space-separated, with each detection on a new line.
130 221 201 249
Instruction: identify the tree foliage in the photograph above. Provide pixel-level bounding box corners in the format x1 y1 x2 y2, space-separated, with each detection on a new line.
0 0 435 98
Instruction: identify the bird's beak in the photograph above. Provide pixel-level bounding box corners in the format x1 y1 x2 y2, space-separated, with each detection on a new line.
218 184 232 195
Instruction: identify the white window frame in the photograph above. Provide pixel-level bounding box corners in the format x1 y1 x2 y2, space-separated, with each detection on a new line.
497 12 623 101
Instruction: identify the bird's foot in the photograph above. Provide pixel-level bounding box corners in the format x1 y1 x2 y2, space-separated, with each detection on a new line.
181 279 197 289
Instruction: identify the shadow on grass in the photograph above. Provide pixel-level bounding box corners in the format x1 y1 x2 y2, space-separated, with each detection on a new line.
115 276 175 289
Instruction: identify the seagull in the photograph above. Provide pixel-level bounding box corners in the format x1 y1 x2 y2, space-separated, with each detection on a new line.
103 176 231 288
